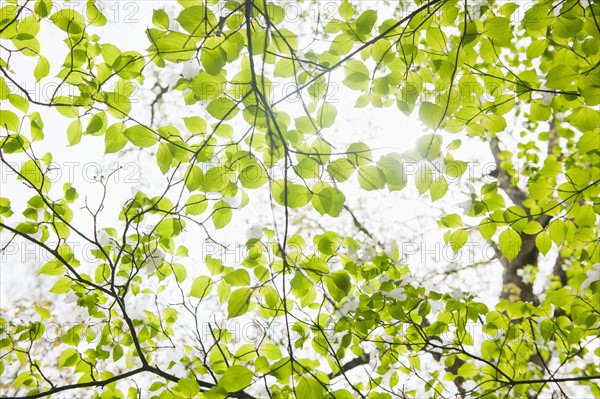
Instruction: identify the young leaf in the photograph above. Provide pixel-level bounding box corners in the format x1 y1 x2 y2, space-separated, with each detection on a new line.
227 288 251 319
34 56 50 81
357 166 386 191
535 230 552 255
123 125 157 148
224 269 251 286
212 200 233 229
190 276 213 298
499 228 522 261
152 9 170 29
67 119 82 146
156 142 172 174
356 10 377 36
218 365 253 393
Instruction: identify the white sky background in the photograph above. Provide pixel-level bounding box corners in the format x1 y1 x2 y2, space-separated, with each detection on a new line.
0 0 585 397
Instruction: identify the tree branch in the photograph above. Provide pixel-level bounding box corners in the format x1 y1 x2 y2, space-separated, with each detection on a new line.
22 366 147 399
489 137 526 207
328 353 371 379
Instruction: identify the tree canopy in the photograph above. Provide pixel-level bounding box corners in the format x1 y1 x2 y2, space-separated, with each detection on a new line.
0 0 599 397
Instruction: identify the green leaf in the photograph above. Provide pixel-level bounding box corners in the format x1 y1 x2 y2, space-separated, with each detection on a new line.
357 166 386 191
457 363 478 378
40 261 65 276
330 270 351 293
185 165 203 191
343 60 370 89
148 31 197 62
218 281 231 304
152 9 170 30
225 269 251 286
192 71 227 100
311 182 345 217
50 9 85 34
19 160 44 189
408 355 420 370
212 201 233 229
574 107 600 132
444 160 468 178
546 65 576 90
317 103 337 128
356 10 377 36
34 56 50 81
578 131 600 154
177 378 199 397
259 343 282 360
429 177 448 201
548 220 566 245
378 153 406 191
440 214 462 228
176 5 213 36
67 119 82 146
0 77 9 100
172 263 187 283
296 376 325 399
416 134 443 160
482 114 507 133
546 287 574 309
272 180 312 208
499 228 522 261
567 327 585 345
156 143 172 174
274 58 295 78
86 3 107 26
272 28 298 54
527 39 548 59
294 157 320 179
206 256 224 275
240 163 268 189
113 51 145 80
522 3 550 32
0 110 20 132
249 29 270 54
183 116 207 134
58 348 79 367
201 45 227 76
218 365 253 392
535 231 552 255
522 221 543 235
347 142 372 166
426 27 446 52
479 218 497 240
105 123 128 154
419 102 444 129
554 16 583 39
330 33 355 56
339 1 354 20
207 97 239 120
190 276 213 298
202 166 228 192
86 114 104 135
34 0 51 18
16 221 38 234
228 288 251 319
123 125 157 148
327 158 355 182
449 229 468 253
50 277 72 294
574 204 596 228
